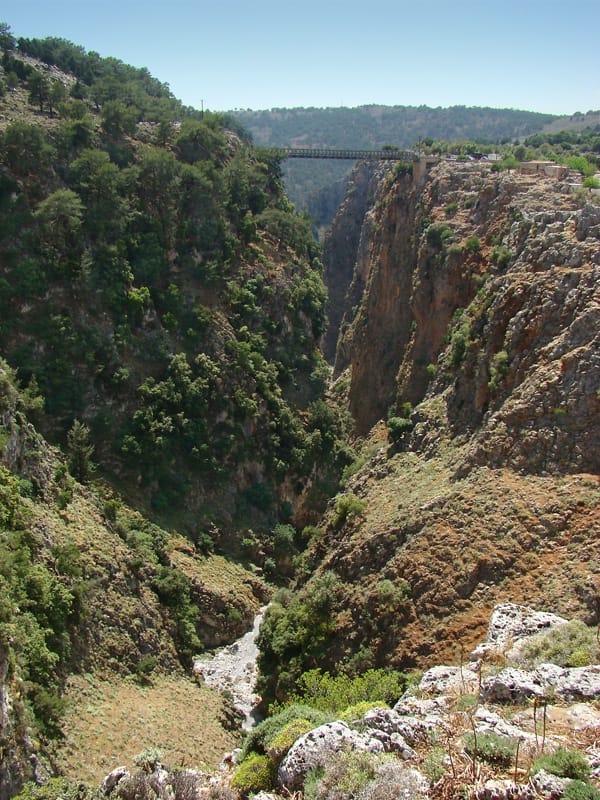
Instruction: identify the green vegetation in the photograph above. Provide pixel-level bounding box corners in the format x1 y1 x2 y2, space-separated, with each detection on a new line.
231 753 275 795
0 29 344 541
488 350 509 393
464 731 517 766
331 492 366 528
287 667 405 712
564 782 600 800
531 748 591 782
517 620 599 668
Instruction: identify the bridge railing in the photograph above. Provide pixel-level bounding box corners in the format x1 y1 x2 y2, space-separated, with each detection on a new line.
276 147 417 161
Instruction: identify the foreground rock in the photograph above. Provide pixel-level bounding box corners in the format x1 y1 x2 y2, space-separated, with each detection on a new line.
277 722 385 790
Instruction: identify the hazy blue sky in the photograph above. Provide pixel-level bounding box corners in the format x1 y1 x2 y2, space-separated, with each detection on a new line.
3 0 599 115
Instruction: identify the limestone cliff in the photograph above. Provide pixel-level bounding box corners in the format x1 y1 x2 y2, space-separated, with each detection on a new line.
273 159 600 686
326 159 600 475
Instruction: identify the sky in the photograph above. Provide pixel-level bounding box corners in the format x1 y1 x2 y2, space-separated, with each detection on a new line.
3 0 600 116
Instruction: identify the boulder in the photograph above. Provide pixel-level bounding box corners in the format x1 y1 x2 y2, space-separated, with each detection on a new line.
418 664 479 695
363 707 444 746
473 707 537 751
359 764 429 799
101 767 129 795
474 780 536 799
277 721 384 790
480 668 546 703
554 665 600 701
394 692 450 717
480 604 568 655
531 768 570 798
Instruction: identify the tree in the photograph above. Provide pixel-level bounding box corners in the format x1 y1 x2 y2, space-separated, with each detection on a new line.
34 188 85 270
47 80 67 115
0 22 15 51
100 99 137 137
27 70 50 112
67 419 95 483
1 121 54 176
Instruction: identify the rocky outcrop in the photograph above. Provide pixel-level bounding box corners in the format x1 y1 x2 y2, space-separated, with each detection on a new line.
325 159 600 475
277 721 385 790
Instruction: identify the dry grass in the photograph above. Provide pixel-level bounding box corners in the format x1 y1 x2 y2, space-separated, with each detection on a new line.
52 673 241 784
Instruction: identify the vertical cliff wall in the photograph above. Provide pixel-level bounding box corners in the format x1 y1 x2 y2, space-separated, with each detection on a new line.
324 159 600 474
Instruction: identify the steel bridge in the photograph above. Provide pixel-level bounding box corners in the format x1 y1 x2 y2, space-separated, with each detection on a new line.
277 147 416 161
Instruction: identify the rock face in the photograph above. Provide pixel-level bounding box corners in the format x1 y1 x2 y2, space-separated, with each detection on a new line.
321 161 395 364
324 159 600 475
302 158 600 677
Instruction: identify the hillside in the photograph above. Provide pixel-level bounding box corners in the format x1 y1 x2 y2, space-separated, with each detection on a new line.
0 27 345 799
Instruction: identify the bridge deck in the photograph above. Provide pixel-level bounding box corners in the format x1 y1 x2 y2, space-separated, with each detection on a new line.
278 147 416 161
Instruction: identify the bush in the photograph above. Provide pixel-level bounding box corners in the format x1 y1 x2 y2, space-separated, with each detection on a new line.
338 700 388 723
387 416 412 444
564 782 600 800
488 350 509 393
332 493 366 528
583 176 600 189
518 620 598 668
241 704 331 759
532 748 591 781
464 731 517 766
288 668 406 714
266 717 315 762
231 753 275 795
305 750 377 800
426 222 453 248
465 235 482 253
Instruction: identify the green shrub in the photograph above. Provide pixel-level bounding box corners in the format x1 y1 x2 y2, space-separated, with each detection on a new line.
266 718 314 762
13 778 89 800
304 750 377 800
387 416 412 444
231 753 275 795
583 176 600 189
564 781 600 800
332 493 366 528
338 700 388 723
464 731 517 766
491 244 512 268
241 704 332 760
488 350 509 393
465 235 482 252
421 746 447 783
518 620 598 668
288 668 406 714
426 222 453 248
532 748 591 781
449 321 470 368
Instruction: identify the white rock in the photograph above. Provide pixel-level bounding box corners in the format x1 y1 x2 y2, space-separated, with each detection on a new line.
480 603 568 657
101 767 129 795
480 668 546 703
474 779 536 799
277 721 384 790
418 664 479 694
531 768 569 798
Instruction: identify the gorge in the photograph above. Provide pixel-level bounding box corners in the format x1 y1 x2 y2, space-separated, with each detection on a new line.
0 27 599 800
